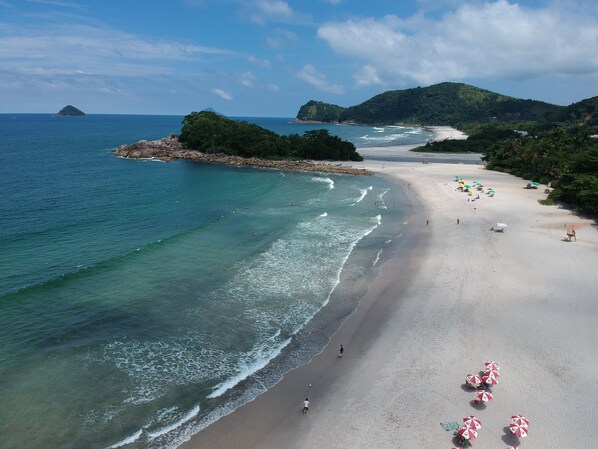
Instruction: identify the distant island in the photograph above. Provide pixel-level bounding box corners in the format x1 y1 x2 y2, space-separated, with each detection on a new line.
113 111 370 176
57 105 85 116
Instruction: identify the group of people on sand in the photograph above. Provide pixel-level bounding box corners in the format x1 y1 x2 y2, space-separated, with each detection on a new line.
303 344 344 415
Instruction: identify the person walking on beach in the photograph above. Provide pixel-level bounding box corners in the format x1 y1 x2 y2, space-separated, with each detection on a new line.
303 398 309 415
338 344 344 358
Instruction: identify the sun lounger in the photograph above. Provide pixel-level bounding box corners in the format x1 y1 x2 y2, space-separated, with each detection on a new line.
440 421 461 431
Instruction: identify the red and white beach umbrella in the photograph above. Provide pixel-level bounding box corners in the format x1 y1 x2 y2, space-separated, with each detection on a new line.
505 446 519 449
475 390 493 402
463 415 482 429
484 360 500 370
510 415 529 427
466 373 482 385
457 426 478 440
484 369 500 378
509 423 529 438
482 371 499 385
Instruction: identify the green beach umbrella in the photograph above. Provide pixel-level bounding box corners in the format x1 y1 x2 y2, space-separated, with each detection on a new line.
533 181 541 185
464 185 472 189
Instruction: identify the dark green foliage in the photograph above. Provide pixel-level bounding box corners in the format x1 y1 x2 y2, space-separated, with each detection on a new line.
548 96 598 129
179 111 363 161
296 100 345 122
484 126 598 214
292 129 361 160
296 82 562 126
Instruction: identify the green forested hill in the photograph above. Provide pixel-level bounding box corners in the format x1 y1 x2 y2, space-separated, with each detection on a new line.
554 96 598 127
296 82 563 126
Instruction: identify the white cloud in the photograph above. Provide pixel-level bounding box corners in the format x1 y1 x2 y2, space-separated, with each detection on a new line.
211 88 233 100
266 27 298 49
296 64 344 94
0 23 230 70
267 83 280 91
317 0 598 86
0 22 238 102
240 71 256 87
247 55 272 69
249 0 294 25
354 65 383 86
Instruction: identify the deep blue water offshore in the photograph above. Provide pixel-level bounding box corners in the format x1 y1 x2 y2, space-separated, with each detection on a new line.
0 114 430 449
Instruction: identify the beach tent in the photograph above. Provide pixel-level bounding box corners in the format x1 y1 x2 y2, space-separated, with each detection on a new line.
495 223 508 231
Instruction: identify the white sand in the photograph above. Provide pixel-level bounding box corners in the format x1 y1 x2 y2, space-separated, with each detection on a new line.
183 136 598 449
293 159 598 448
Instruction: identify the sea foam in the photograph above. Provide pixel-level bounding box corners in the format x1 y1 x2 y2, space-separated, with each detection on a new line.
147 405 200 440
207 332 291 399
311 176 335 189
106 429 143 448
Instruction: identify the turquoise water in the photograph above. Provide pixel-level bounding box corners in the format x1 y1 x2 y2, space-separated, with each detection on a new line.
0 115 427 449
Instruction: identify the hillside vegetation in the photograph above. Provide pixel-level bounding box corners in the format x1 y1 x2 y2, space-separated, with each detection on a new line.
179 111 363 161
484 126 598 215
296 100 345 122
552 96 598 127
296 82 562 127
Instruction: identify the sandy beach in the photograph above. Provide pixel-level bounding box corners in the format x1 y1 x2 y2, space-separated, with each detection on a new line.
181 133 598 448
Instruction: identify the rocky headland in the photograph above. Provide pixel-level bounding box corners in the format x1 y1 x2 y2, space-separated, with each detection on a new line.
113 135 371 176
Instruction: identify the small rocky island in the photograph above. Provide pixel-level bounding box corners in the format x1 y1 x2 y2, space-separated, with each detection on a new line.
113 135 371 175
57 105 85 116
113 111 371 175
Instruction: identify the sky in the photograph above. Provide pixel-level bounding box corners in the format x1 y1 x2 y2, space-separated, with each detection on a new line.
1 0 597 116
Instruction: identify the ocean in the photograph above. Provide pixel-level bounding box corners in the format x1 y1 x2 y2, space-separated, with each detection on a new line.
0 114 430 449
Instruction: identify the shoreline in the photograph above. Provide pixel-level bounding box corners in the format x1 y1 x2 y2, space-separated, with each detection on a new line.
180 142 598 448
111 124 470 175
180 161 427 449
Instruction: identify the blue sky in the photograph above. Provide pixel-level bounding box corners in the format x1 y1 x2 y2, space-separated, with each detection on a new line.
1 0 597 116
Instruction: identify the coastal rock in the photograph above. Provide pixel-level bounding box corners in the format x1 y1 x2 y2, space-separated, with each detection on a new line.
57 105 85 116
113 135 371 176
